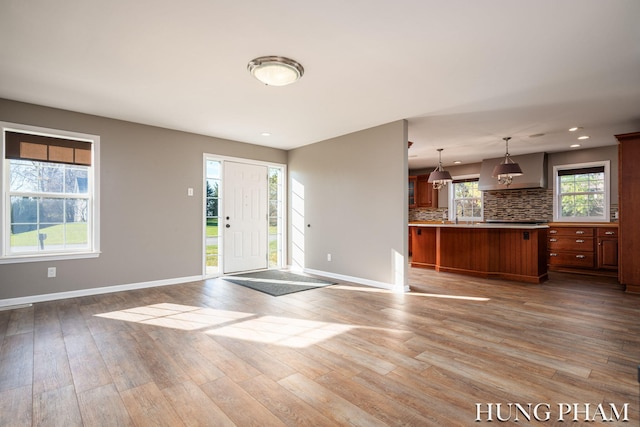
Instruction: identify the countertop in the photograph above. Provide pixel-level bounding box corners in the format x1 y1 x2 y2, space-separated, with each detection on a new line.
409 221 549 229
548 222 618 227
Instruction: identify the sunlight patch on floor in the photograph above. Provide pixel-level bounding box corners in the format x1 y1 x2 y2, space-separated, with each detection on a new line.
95 303 254 331
95 304 354 347
205 315 353 348
329 285 489 301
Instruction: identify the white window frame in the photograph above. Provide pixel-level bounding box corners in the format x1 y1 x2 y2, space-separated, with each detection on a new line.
448 174 483 222
553 161 610 223
1 122 100 263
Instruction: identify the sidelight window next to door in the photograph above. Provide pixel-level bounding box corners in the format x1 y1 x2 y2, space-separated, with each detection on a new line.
204 158 285 277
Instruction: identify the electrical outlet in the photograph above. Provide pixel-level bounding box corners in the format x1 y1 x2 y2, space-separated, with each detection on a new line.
327 253 332 261
187 187 194 196
47 267 56 278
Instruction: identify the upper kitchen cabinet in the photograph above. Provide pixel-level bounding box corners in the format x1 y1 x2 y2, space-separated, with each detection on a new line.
408 175 417 208
416 174 438 208
616 131 640 293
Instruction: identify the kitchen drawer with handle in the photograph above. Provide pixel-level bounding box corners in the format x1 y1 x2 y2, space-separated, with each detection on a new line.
547 237 594 251
597 227 618 237
548 227 594 237
548 252 595 268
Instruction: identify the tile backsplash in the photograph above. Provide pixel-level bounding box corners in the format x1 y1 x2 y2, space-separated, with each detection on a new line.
483 188 553 221
409 188 619 222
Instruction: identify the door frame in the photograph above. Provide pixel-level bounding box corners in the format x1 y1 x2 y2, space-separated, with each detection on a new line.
202 153 287 277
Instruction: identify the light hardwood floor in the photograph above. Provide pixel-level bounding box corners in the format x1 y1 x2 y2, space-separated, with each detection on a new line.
0 268 638 426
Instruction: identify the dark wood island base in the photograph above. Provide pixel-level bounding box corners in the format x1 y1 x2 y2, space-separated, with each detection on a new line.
410 224 548 284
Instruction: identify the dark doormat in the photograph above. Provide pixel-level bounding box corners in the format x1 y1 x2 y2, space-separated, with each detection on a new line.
222 270 335 296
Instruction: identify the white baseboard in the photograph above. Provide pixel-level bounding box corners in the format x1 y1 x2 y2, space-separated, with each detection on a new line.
0 275 204 308
302 268 409 293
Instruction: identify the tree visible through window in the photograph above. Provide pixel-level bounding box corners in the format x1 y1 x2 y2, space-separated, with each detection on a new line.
555 163 609 221
450 178 482 221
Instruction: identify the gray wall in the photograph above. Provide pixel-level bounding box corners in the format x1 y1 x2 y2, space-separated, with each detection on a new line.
0 98 286 300
288 120 408 290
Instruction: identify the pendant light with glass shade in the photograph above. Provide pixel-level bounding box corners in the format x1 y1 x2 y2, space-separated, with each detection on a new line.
492 137 523 187
428 148 453 190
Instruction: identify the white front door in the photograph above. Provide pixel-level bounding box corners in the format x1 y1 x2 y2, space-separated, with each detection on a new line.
223 161 268 273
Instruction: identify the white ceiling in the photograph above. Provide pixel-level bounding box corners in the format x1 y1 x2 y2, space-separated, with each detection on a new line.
1 0 639 169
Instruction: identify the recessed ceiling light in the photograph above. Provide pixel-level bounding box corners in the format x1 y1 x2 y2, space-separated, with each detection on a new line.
529 133 545 138
454 160 462 164
569 127 582 132
261 132 271 137
570 144 581 148
578 135 590 140
248 56 304 86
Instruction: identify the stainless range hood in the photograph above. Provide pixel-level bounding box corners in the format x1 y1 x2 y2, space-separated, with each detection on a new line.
478 152 547 191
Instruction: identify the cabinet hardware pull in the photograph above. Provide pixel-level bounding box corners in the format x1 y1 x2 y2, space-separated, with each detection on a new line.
549 230 558 234
575 231 585 234
550 253 558 256
576 255 586 259
605 231 615 235
576 239 585 243
549 238 557 242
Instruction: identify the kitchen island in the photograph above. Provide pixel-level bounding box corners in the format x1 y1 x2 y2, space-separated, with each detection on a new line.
410 222 549 284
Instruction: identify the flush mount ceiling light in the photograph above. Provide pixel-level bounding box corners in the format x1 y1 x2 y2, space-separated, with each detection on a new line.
248 56 304 86
428 148 453 190
492 137 523 187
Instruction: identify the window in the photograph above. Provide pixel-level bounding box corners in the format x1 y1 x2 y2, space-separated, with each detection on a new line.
268 166 284 268
449 176 482 221
1 123 99 262
204 159 221 275
553 161 610 222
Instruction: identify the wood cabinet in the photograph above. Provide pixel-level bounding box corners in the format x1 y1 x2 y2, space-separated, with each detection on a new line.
597 227 618 270
408 176 417 208
416 174 438 208
616 131 640 293
410 226 437 268
547 224 617 277
548 226 595 269
410 225 548 283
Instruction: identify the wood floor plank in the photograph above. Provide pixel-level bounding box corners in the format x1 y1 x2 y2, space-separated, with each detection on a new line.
91 330 154 392
5 305 34 337
0 384 31 426
240 374 336 427
77 383 133 426
0 332 33 392
33 384 83 427
202 376 287 427
147 328 226 385
128 329 191 390
189 332 263 383
120 381 185 427
278 372 388 426
314 369 436 426
33 329 74 395
63 332 113 393
162 381 235 427
210 335 297 381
